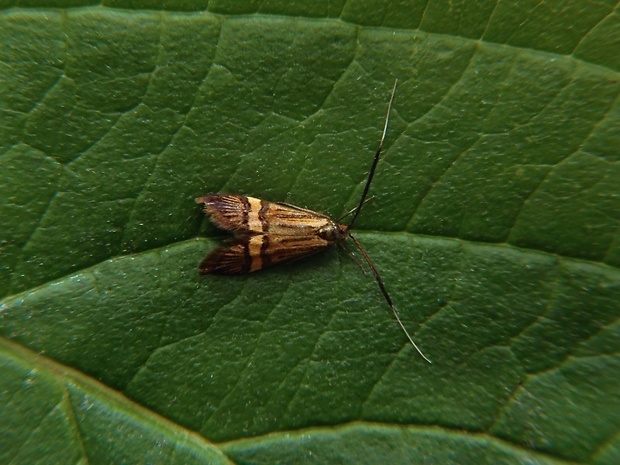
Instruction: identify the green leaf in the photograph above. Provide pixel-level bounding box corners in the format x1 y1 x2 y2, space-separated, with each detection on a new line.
1 340 227 464
1 2 619 464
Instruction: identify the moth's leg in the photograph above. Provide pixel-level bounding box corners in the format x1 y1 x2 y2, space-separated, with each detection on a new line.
338 240 368 275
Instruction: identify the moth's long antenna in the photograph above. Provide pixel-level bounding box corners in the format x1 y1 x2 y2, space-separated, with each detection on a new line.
347 79 398 230
348 233 431 363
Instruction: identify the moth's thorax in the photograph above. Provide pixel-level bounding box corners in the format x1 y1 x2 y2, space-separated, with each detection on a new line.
318 222 348 242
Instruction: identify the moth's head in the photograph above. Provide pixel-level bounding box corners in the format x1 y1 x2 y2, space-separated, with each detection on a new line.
318 222 349 242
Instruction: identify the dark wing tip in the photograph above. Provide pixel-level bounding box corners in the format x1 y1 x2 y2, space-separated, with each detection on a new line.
198 243 248 275
195 195 219 205
198 252 216 274
199 254 234 275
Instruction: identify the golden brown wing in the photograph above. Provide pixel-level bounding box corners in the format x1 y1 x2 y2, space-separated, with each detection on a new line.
261 200 335 236
259 234 332 268
199 234 332 275
196 194 335 235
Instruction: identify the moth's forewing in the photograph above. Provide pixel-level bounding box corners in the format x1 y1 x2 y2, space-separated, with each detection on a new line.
197 195 252 233
199 234 334 275
197 195 334 235
260 201 334 236
199 239 249 275
257 234 333 269
196 194 341 275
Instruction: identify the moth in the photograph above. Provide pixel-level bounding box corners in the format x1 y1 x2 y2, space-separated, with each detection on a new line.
196 80 430 363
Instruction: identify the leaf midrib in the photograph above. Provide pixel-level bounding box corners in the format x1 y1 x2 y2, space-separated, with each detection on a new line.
1 233 617 301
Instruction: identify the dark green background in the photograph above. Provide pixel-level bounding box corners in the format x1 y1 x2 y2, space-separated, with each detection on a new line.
1 1 619 464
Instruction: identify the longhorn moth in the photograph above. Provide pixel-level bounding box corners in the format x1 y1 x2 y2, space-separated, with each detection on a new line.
196 80 430 363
